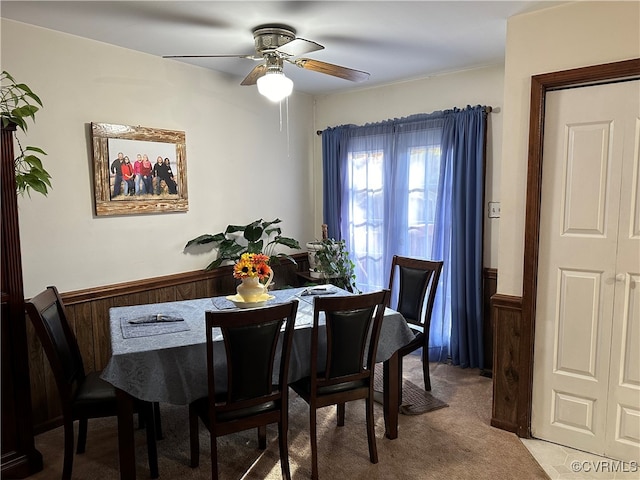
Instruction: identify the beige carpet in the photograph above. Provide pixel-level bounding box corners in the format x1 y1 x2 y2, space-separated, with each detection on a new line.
27 355 549 479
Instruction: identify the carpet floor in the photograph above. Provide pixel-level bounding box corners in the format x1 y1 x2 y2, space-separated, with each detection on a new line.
27 355 549 479
372 364 448 415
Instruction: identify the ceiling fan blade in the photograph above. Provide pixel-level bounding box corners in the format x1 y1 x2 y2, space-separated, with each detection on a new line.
240 63 268 85
293 58 370 82
163 54 259 60
276 38 324 57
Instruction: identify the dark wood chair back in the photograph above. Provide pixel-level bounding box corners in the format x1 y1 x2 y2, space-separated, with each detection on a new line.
26 286 85 407
189 300 299 480
291 289 390 480
387 255 443 392
311 290 390 391
388 255 443 331
26 286 159 480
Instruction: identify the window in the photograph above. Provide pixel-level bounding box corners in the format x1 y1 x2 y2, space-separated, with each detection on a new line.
322 106 487 367
345 129 443 293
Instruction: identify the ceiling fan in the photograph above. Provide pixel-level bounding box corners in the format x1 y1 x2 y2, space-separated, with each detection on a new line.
163 24 370 101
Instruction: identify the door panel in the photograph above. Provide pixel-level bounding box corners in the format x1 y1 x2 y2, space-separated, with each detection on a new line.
605 112 640 461
533 80 640 461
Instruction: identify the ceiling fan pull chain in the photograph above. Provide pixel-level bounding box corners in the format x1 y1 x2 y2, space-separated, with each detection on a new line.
286 97 290 158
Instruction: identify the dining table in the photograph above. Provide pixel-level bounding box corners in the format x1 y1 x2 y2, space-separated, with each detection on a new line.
101 285 414 479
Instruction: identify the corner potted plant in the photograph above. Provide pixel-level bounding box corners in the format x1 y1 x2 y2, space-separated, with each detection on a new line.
306 237 359 293
184 218 301 270
1 71 51 196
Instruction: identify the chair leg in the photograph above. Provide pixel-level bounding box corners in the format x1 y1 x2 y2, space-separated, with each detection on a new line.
421 348 431 391
365 397 378 464
76 418 88 454
398 355 404 406
336 403 345 426
278 418 291 480
62 419 75 480
210 431 219 480
310 408 319 480
143 402 159 479
258 425 267 450
188 404 200 468
153 402 163 440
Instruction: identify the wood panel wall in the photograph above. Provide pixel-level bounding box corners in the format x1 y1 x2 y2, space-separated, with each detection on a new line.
482 268 497 376
26 254 310 433
490 293 523 434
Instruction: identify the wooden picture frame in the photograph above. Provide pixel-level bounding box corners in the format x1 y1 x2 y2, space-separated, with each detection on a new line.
91 122 188 216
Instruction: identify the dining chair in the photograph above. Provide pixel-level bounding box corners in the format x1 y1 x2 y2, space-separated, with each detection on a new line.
189 300 299 480
290 289 390 480
25 286 160 480
387 255 443 394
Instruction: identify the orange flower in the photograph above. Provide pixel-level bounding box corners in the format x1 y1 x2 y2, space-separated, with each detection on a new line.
233 253 272 280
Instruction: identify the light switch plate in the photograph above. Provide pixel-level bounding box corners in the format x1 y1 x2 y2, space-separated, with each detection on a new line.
488 201 501 218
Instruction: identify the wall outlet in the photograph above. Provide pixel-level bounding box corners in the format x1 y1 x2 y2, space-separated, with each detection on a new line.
488 201 501 218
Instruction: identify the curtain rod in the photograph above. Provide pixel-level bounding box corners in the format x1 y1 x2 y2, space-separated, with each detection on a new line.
316 105 494 135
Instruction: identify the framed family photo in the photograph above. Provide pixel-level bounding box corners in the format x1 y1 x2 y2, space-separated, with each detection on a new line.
91 122 188 216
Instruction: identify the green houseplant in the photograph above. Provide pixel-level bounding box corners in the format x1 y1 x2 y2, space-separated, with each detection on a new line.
185 218 301 271
1 71 50 196
306 238 359 293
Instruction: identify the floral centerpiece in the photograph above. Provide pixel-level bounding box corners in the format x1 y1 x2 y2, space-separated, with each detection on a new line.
233 253 272 281
233 253 273 302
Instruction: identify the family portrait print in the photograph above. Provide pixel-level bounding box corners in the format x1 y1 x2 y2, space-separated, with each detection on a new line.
92 123 188 216
108 139 178 199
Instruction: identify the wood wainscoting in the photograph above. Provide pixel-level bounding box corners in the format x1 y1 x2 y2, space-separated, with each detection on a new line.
26 254 310 433
490 293 524 435
482 268 497 376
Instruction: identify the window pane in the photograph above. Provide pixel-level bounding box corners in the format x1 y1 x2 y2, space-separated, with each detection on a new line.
344 129 442 292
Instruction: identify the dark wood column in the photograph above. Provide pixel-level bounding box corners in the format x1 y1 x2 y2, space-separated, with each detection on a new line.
1 125 43 477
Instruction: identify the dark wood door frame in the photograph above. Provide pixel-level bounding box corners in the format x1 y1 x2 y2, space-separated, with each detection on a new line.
519 58 640 437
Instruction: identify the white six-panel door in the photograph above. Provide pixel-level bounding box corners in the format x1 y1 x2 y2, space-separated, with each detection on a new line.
532 80 640 461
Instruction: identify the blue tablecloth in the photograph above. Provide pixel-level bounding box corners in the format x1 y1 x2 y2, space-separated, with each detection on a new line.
101 286 414 404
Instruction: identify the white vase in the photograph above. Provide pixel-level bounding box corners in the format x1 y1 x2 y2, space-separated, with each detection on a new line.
236 271 272 302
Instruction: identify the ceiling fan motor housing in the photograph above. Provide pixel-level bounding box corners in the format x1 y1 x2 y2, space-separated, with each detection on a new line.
253 26 296 55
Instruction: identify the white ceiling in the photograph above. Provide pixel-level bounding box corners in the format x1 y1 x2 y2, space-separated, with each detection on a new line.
0 1 563 95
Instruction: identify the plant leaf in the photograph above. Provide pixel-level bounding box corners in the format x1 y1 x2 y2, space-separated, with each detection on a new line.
246 239 264 254
25 146 46 155
23 154 43 169
274 253 298 265
244 223 264 242
273 236 301 249
184 234 217 248
225 223 247 234
264 226 282 237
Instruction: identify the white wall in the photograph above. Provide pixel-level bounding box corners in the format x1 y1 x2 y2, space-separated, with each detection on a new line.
9 1 635 299
313 65 505 268
1 19 316 298
497 1 640 296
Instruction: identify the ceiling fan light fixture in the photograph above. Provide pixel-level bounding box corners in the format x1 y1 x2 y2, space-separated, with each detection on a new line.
257 70 293 102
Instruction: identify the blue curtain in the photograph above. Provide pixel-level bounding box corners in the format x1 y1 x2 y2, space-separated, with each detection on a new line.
321 105 487 369
441 108 485 368
321 126 346 239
